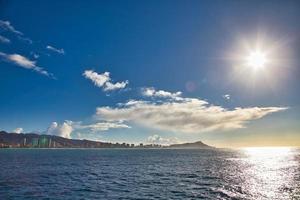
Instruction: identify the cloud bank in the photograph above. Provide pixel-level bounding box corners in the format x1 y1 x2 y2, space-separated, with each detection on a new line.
83 70 128 91
96 97 287 134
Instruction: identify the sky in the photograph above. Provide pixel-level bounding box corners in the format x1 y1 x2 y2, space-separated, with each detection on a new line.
0 0 299 147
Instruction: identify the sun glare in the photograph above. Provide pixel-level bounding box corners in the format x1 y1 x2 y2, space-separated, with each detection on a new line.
243 147 292 156
246 50 267 69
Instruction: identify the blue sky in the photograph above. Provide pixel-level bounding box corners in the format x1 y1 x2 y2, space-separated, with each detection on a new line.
0 0 299 147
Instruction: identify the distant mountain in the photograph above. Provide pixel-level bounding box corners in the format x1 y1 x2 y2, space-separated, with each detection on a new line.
0 131 134 148
168 141 213 149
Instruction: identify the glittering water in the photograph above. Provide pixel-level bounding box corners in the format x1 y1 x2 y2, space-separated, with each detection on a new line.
0 148 299 200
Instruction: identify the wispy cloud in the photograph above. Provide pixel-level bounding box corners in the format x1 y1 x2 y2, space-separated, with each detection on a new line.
0 35 10 43
0 20 32 44
46 45 65 54
223 94 231 100
18 36 33 44
0 52 53 77
83 70 129 91
96 92 287 134
74 121 130 132
0 20 23 35
30 52 40 59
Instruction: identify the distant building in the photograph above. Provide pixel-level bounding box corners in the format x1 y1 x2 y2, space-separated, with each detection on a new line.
32 138 39 147
39 137 48 148
23 138 27 147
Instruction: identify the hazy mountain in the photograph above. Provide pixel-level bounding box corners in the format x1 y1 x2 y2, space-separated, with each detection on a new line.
168 141 213 149
0 131 132 148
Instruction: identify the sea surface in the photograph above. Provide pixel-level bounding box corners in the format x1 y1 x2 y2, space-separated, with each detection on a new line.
0 148 299 200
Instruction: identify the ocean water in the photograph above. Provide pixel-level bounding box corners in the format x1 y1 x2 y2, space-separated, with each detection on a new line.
0 148 299 200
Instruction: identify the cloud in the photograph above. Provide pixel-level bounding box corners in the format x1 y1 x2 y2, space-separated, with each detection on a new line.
45 121 73 139
142 87 182 99
75 121 130 132
0 20 33 44
104 80 129 91
18 36 33 44
0 52 52 77
46 45 65 54
83 70 128 91
223 94 231 100
96 96 287 134
147 134 179 145
83 70 110 87
0 35 10 43
30 52 40 59
13 128 23 134
44 120 130 139
0 20 23 35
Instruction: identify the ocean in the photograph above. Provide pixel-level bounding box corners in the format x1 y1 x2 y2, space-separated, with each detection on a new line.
0 148 299 200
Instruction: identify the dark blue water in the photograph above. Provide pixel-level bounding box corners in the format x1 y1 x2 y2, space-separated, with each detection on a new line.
0 148 299 199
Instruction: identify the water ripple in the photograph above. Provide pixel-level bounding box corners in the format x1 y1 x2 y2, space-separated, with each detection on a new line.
0 148 299 199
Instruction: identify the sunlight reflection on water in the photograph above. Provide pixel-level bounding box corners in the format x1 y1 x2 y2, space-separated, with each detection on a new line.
241 147 299 200
0 148 299 199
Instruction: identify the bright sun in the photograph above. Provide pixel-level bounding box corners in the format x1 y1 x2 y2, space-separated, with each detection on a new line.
246 50 267 69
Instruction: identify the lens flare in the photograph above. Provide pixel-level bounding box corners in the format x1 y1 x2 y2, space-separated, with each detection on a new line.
246 50 267 69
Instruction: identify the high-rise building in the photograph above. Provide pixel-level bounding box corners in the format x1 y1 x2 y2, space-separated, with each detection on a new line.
32 138 39 147
23 138 27 147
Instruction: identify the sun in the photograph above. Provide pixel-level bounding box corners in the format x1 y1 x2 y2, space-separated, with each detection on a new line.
246 50 268 69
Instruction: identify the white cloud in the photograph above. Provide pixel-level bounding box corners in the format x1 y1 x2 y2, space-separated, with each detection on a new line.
0 20 32 44
142 87 182 99
147 134 179 145
45 121 73 139
76 121 130 132
83 70 128 91
0 35 10 43
0 20 23 35
223 94 231 100
0 52 52 77
2 53 35 68
104 80 129 91
44 120 130 139
83 70 110 87
13 128 23 134
46 45 65 54
96 96 287 134
30 52 40 59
